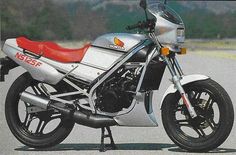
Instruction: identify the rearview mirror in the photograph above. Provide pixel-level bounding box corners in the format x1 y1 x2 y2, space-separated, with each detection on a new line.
140 0 147 10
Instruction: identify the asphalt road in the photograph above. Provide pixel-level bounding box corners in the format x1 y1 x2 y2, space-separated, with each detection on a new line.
0 50 236 155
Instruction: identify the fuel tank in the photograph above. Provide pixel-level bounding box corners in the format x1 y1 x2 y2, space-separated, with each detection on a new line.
92 33 147 52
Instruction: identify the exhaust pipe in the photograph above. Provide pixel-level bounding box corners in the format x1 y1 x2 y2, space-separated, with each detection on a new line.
20 91 117 128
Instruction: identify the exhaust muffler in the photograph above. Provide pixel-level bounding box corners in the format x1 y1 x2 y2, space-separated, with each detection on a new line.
20 91 117 128
20 91 50 109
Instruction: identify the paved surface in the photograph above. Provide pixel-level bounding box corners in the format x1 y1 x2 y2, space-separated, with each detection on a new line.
0 50 236 155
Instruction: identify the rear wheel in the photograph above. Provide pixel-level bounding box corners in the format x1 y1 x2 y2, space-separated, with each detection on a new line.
162 79 234 152
5 73 75 148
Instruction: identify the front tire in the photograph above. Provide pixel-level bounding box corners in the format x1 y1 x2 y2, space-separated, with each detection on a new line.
162 79 234 152
5 73 75 148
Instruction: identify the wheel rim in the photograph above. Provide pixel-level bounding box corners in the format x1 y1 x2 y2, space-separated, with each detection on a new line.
171 86 221 141
16 81 66 138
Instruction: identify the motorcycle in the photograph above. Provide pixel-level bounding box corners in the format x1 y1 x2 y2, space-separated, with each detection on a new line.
0 0 234 152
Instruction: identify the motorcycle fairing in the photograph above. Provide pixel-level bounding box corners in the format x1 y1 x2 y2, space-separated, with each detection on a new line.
114 92 158 127
160 74 209 109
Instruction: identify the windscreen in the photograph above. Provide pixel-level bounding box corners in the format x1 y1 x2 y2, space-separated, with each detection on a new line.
146 0 183 25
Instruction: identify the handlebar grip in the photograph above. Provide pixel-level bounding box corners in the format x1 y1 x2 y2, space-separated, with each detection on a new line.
126 23 140 30
126 19 155 31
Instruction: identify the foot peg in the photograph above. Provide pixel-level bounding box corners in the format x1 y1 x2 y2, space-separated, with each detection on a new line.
99 126 116 152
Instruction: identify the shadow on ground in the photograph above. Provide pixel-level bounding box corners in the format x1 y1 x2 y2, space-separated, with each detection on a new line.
15 143 175 151
168 147 236 154
15 143 236 153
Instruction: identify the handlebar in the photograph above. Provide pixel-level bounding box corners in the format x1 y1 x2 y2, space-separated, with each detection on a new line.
126 19 155 31
126 22 142 30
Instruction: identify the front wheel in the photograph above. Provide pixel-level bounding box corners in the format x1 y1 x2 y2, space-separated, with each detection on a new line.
162 79 234 152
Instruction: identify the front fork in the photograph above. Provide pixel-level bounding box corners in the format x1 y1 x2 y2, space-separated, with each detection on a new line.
162 55 197 118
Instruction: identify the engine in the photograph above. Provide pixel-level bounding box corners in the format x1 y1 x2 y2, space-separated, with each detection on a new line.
95 66 141 113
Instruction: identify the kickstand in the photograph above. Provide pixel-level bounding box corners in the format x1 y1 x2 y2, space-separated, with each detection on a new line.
99 126 116 152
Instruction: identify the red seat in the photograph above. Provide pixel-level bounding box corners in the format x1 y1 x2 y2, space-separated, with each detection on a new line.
16 37 90 63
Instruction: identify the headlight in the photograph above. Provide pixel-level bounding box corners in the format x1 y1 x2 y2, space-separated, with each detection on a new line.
176 28 185 43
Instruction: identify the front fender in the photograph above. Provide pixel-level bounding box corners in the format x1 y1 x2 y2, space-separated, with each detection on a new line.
160 74 209 109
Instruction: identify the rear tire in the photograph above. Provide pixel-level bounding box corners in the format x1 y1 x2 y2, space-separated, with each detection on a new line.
5 73 75 148
162 79 234 152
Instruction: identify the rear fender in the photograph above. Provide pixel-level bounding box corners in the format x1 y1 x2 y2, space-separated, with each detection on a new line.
160 74 209 109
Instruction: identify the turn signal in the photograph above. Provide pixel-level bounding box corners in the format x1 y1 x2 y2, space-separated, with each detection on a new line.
179 48 187 55
161 47 170 56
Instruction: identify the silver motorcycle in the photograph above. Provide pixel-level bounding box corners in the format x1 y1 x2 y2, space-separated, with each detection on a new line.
0 0 234 152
